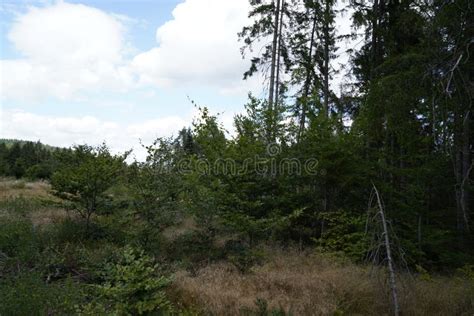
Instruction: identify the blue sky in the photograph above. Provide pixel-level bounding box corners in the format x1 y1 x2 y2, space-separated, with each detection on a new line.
0 0 264 159
0 0 352 160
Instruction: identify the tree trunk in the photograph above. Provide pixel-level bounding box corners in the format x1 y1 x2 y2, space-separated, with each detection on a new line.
323 0 330 117
273 0 284 141
370 0 384 80
267 0 281 142
268 0 281 111
460 110 471 232
274 0 284 107
417 213 422 250
297 7 317 142
455 110 471 235
86 211 92 233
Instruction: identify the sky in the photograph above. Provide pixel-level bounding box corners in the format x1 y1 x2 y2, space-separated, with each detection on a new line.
0 0 353 160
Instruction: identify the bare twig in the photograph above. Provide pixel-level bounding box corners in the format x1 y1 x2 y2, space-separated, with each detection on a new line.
445 53 463 97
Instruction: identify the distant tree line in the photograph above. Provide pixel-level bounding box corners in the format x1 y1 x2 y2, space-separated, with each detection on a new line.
0 139 71 179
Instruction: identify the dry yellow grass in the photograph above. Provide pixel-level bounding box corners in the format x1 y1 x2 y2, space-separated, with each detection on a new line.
0 178 68 226
0 177 57 200
29 206 70 227
399 276 473 316
1 178 471 315
170 248 473 315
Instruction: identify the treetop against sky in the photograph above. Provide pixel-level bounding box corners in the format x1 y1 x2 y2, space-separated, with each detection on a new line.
0 0 353 160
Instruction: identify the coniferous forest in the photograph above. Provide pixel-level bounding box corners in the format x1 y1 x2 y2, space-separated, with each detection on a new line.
0 0 473 315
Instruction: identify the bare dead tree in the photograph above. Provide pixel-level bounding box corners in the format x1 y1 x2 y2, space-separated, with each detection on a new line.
366 184 400 316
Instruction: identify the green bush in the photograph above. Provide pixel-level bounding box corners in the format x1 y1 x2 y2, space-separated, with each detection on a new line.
165 231 223 269
25 163 53 180
81 246 173 315
48 218 87 242
313 211 369 261
0 272 82 315
0 217 39 270
51 143 128 230
45 218 107 244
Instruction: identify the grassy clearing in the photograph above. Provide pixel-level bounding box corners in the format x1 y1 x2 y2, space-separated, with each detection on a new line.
171 248 474 315
1 179 473 315
0 177 56 200
0 178 67 227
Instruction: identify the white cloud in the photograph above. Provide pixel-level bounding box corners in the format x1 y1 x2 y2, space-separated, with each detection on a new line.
9 2 123 63
1 1 134 101
0 0 262 159
1 0 260 102
126 116 188 144
2 109 119 147
1 109 191 160
0 104 241 160
131 0 255 93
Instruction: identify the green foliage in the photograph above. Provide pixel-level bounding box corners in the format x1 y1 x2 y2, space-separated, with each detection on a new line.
25 162 54 180
314 211 369 260
192 106 227 158
457 265 474 282
46 217 106 243
165 231 223 270
0 272 82 315
0 217 39 270
1 1 473 313
0 139 60 179
51 143 128 228
127 138 183 249
222 212 271 245
415 264 432 282
83 246 172 315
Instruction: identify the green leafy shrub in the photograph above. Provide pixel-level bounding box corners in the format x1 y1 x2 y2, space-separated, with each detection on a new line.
165 231 223 270
32 239 123 286
45 218 109 244
47 218 89 243
0 272 82 315
25 163 54 180
96 213 130 245
51 143 128 230
313 211 369 260
0 217 39 270
458 264 474 281
82 246 173 315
